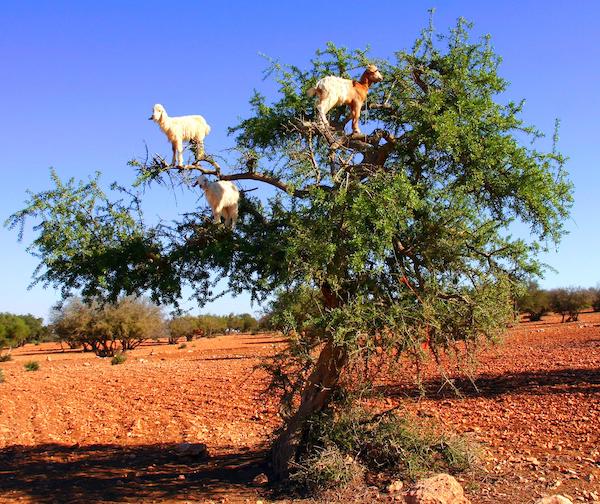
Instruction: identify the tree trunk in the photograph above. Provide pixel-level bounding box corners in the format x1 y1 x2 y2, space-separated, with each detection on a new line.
271 338 347 480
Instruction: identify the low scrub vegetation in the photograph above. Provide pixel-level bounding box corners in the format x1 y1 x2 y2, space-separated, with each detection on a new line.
291 405 478 493
0 369 5 383
24 361 40 372
0 353 12 362
110 352 127 365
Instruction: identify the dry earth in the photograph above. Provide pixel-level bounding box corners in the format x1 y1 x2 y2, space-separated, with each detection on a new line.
0 313 599 503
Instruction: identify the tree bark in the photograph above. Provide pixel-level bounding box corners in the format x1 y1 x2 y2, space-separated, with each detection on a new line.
271 338 347 479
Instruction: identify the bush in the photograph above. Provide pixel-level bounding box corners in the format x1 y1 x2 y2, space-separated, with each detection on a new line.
111 352 127 365
291 405 478 492
24 361 40 372
549 287 590 322
291 445 364 492
178 343 187 349
0 353 12 362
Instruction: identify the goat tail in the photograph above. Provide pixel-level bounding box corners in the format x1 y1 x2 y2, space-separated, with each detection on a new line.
307 86 318 97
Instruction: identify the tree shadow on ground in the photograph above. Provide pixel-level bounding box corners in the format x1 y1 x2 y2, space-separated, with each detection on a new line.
378 367 600 400
0 443 269 503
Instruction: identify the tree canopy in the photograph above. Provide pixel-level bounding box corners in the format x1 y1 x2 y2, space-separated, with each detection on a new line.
6 17 573 477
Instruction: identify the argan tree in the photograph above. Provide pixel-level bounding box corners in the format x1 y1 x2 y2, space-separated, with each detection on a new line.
51 297 166 355
7 18 572 478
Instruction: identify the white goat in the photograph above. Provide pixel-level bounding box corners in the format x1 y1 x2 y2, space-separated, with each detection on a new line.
149 104 211 166
307 65 383 134
193 175 240 228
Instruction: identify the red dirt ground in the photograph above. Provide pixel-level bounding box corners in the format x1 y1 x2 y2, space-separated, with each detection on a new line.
0 313 599 503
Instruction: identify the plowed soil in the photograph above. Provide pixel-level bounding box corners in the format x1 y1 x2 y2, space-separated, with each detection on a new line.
0 313 599 503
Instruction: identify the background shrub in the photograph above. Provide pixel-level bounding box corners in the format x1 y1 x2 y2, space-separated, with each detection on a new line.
24 361 40 372
291 405 478 492
291 445 364 493
110 352 127 365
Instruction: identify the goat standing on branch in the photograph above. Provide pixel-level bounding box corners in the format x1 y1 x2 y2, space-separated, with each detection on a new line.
307 64 383 134
193 175 240 229
149 104 211 167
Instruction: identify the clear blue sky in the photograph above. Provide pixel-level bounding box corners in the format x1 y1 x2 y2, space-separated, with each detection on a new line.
1 1 598 321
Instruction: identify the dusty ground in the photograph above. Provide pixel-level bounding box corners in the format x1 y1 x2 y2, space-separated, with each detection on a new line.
0 313 599 503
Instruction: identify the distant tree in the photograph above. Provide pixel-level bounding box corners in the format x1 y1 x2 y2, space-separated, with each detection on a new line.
196 314 228 337
516 281 550 321
52 297 165 356
107 297 166 350
549 287 589 322
591 287 600 312
7 18 573 478
0 313 31 348
238 313 259 333
168 315 200 343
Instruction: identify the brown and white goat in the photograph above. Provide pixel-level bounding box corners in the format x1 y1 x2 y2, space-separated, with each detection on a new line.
307 64 383 134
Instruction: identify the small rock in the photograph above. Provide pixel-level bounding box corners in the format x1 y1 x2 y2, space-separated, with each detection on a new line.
177 474 186 481
405 473 470 504
252 472 268 485
534 496 573 504
83 362 91 367
526 456 541 466
387 480 404 493
173 442 208 458
46 356 52 361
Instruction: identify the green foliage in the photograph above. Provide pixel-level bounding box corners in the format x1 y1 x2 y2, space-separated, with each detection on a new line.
110 352 127 365
293 405 477 490
6 16 574 476
168 316 199 343
290 445 364 493
169 313 259 343
516 281 550 321
24 361 40 372
591 288 600 312
0 313 32 348
52 296 166 356
549 287 589 322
